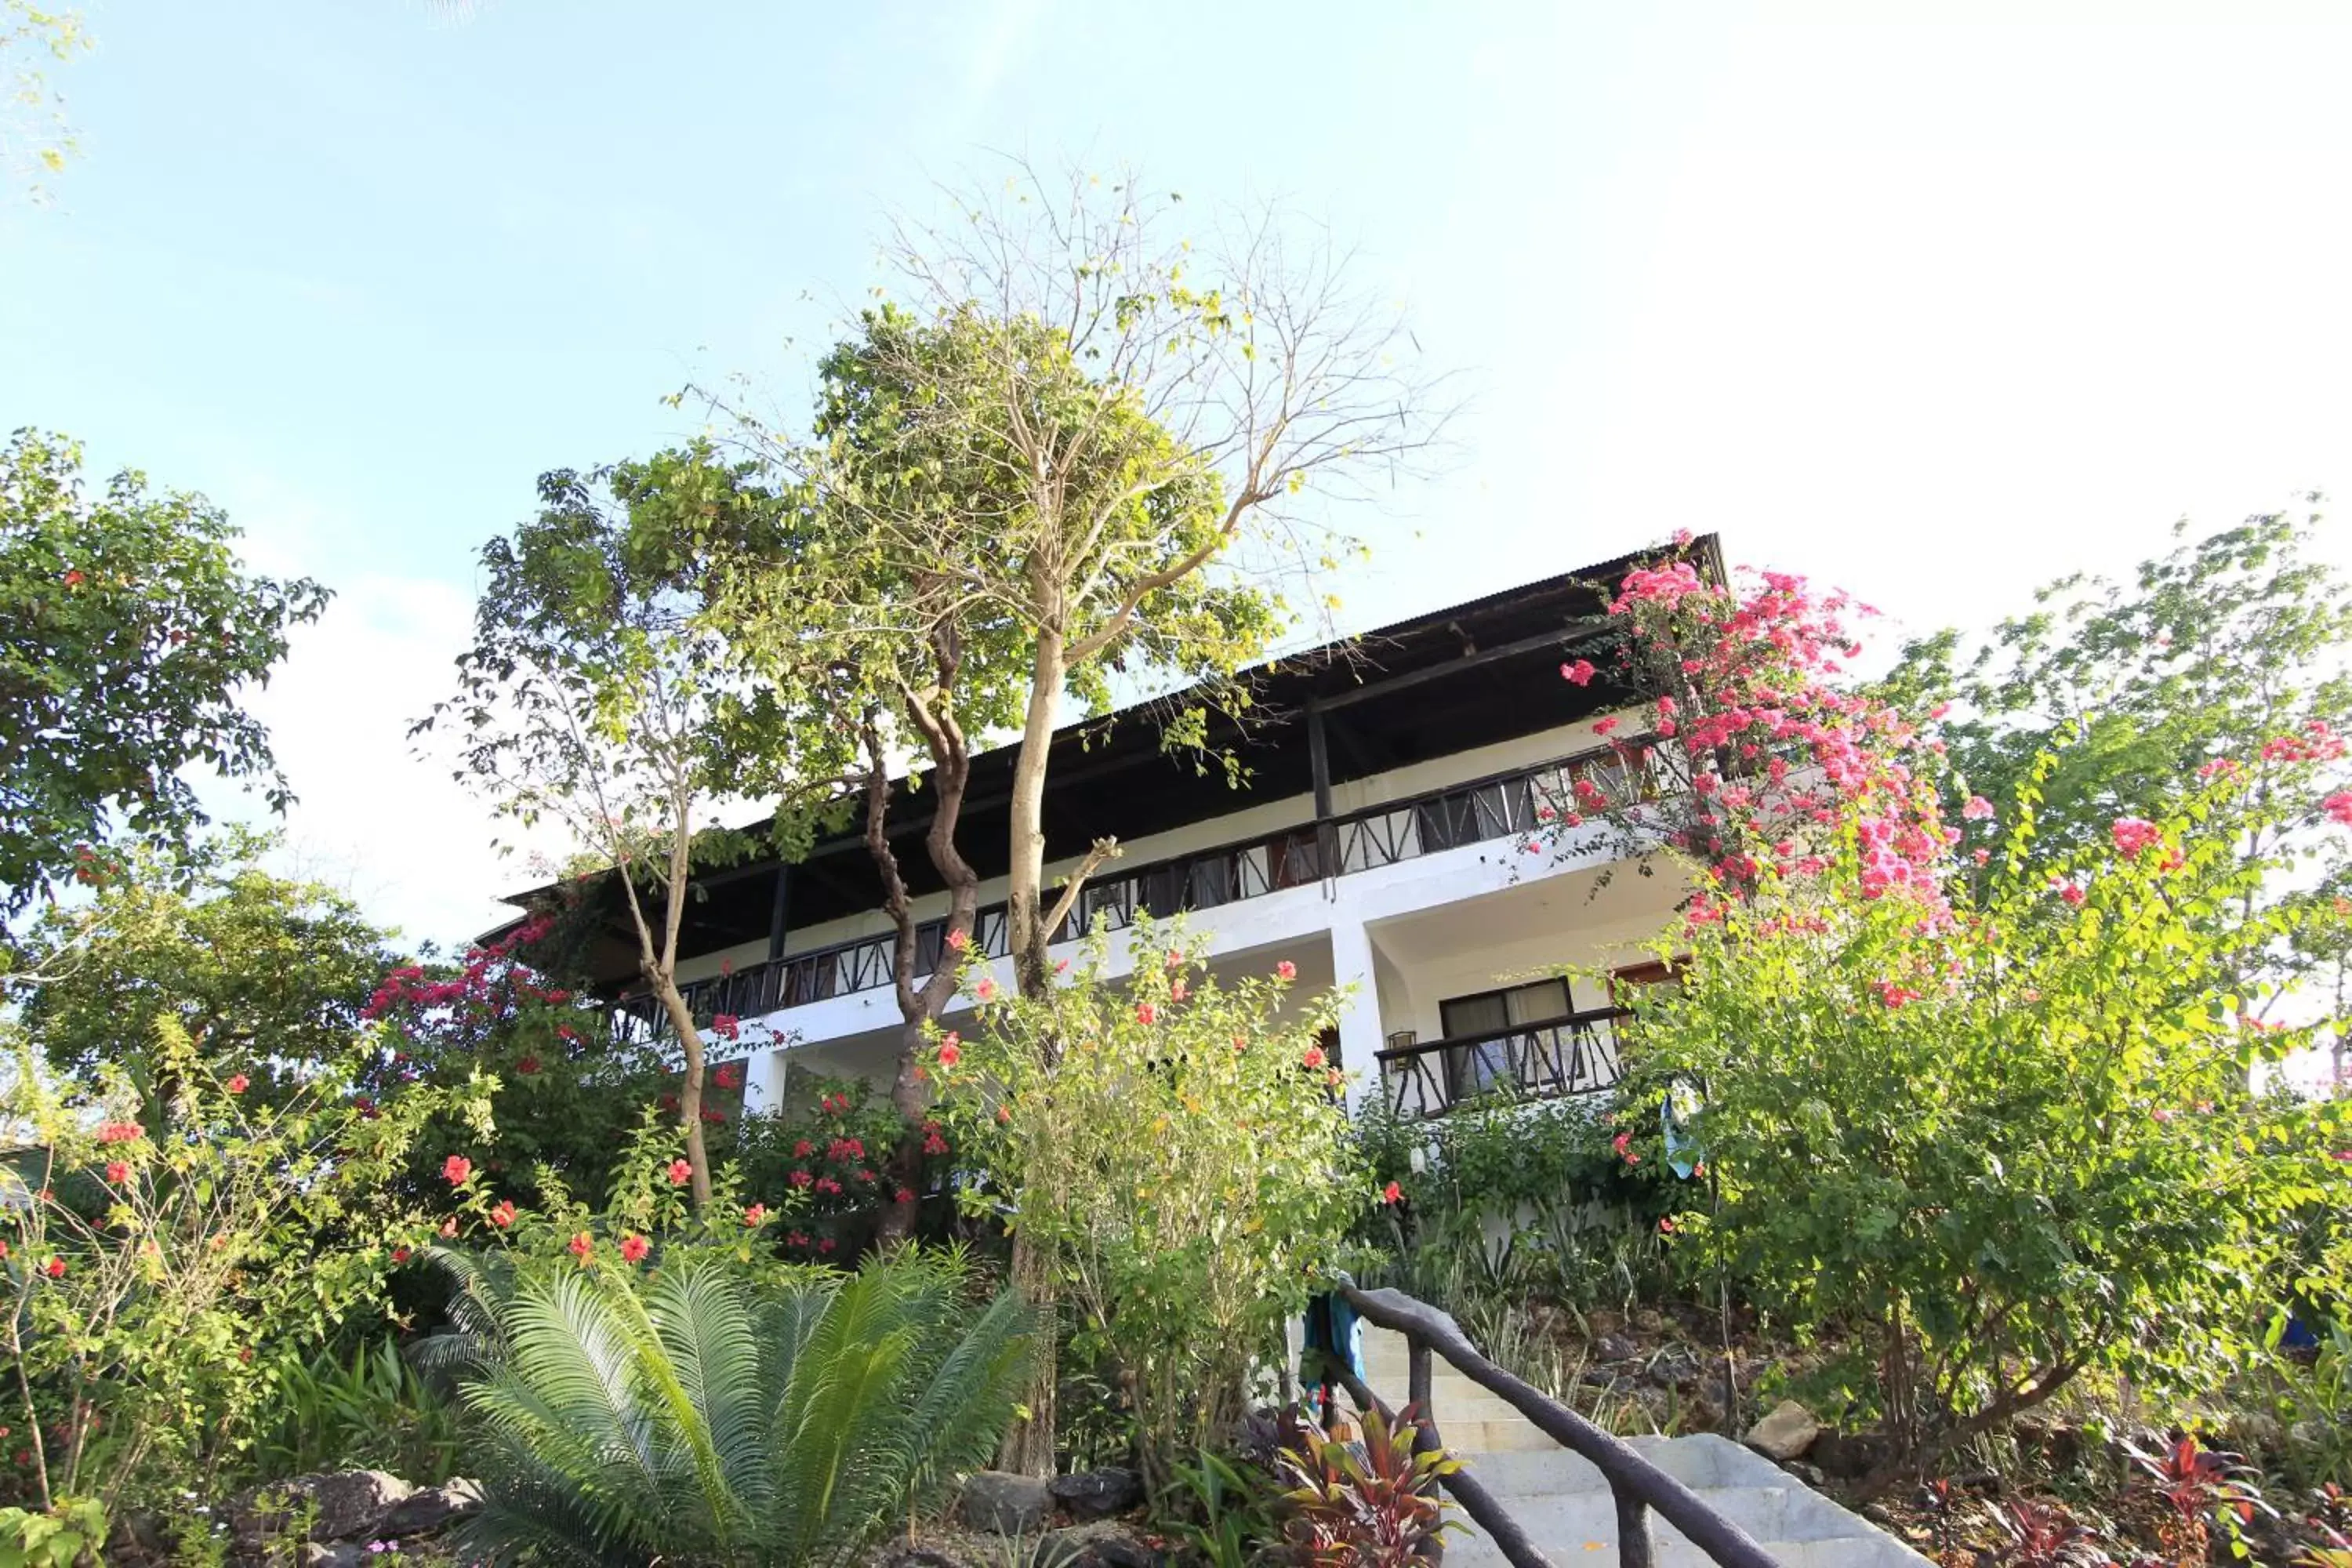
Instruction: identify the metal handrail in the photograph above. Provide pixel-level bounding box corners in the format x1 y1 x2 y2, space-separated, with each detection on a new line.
1334 1279 1782 1568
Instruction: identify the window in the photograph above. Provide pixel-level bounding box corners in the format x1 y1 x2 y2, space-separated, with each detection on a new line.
1439 978 1570 1100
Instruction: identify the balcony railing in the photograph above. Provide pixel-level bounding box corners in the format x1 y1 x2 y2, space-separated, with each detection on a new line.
612 742 1642 1039
1377 1004 1631 1120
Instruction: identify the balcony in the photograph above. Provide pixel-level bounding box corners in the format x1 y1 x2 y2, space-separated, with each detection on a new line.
1376 1004 1631 1120
612 741 1641 1041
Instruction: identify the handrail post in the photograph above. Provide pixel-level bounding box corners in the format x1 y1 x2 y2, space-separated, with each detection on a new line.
1408 1335 1437 1454
1614 1485 1654 1568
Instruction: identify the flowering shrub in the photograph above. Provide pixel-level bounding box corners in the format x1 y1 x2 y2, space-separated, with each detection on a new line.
362 913 669 1208
930 916 1370 1482
731 1076 923 1261
1618 772 2352 1492
0 1019 491 1519
1549 540 1948 911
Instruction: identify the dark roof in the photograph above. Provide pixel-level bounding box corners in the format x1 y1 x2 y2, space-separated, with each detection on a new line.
503 535 1719 979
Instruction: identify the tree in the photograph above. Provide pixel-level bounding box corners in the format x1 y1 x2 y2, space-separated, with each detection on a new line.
14 829 394 1120
695 166 1444 1467
2 3 89 201
423 456 807 1206
0 430 328 936
1883 507 2352 891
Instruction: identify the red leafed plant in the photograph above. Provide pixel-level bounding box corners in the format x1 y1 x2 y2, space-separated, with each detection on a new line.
1983 1497 2113 1568
2125 1436 2273 1568
1275 1403 1458 1566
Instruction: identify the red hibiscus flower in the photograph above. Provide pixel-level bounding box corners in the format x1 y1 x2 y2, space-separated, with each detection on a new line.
666 1158 693 1186
619 1234 649 1265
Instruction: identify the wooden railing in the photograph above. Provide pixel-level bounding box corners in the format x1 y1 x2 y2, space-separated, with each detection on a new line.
1376 1006 1630 1120
613 742 1647 1039
1330 1280 1781 1568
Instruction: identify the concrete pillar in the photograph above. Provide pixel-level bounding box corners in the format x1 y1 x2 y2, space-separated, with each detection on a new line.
1326 918 1388 1117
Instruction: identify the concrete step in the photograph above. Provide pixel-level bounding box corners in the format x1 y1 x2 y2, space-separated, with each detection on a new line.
1436 1438 1928 1568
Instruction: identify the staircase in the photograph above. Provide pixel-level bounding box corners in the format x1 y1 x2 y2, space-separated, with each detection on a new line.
1356 1327 1929 1568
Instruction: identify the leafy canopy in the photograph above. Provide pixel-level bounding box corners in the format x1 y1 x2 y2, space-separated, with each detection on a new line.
0 430 327 933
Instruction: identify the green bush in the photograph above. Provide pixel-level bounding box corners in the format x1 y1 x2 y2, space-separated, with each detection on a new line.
437 1243 1030 1566
931 916 1370 1484
1621 773 2352 1485
251 1335 462 1486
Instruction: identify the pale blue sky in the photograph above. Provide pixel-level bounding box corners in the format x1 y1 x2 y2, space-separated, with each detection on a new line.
9 2 2352 946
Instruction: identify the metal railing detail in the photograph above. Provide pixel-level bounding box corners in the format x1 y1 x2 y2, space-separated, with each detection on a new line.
1376 1006 1631 1120
612 742 1642 1037
1332 1281 1782 1568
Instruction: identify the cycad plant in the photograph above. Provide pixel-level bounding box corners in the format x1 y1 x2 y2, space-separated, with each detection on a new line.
430 1245 1030 1566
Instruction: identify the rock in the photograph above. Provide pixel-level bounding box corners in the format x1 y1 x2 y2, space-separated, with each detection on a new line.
2228 1412 2285 1455
1050 1467 1143 1521
960 1471 1054 1534
1042 1523 1166 1568
1784 1460 1828 1488
1646 1348 1702 1390
1579 1369 1639 1394
1595 1333 1640 1363
877 1548 977 1568
232 1471 417 1547
381 1477 485 1537
1743 1399 1821 1461
1810 1429 1890 1481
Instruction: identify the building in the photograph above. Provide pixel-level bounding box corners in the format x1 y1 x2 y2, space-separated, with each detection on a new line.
513 539 1711 1122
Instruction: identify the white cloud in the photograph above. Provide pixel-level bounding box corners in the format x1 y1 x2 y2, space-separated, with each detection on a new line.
212 569 554 953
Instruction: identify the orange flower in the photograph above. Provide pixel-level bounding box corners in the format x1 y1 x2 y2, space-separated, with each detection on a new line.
567 1232 593 1261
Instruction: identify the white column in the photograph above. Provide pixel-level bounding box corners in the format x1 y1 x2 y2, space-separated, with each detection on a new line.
742 1031 788 1116
1326 918 1388 1117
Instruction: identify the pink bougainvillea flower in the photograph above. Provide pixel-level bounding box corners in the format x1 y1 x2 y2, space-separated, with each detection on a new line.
666 1159 692 1186
1875 980 1921 1010
1135 1002 1158 1026
2060 884 2085 906
2110 817 2162 858
619 1234 649 1265
937 1034 962 1068
1592 717 1620 737
2325 790 2352 827
2151 1108 2176 1123
103 1160 129 1185
1276 960 1298 982
789 1170 814 1189
225 1074 249 1095
1381 1180 1403 1205
442 1155 473 1186
1561 659 1596 687
1961 796 1994 822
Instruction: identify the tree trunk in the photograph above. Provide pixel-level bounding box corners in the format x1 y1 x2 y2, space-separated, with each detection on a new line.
996 1227 1059 1475
653 976 714 1207
864 687 981 1247
1005 629 1065 996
